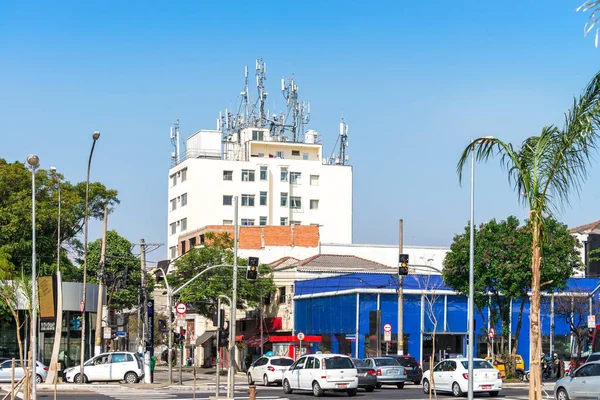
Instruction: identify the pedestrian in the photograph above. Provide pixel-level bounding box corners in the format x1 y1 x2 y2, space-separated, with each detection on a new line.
553 353 561 379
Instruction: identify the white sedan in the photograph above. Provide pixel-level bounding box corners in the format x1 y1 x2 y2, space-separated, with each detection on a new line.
422 358 502 397
247 356 294 386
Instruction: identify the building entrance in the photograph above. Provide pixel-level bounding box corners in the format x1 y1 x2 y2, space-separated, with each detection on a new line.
422 333 465 371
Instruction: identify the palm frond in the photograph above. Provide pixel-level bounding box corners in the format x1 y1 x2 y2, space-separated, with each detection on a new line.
577 0 600 47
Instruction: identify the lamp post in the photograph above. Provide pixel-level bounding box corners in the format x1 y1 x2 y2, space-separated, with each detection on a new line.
79 131 100 384
46 167 63 385
468 140 475 400
26 154 39 400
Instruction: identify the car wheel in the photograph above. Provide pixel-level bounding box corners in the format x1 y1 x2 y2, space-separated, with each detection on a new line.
526 371 530 381
124 372 138 384
376 383 382 389
312 381 324 397
263 374 270 386
396 382 405 389
283 379 293 394
452 381 463 397
247 373 254 385
516 370 524 381
556 388 570 400
422 379 430 394
74 373 88 384
347 388 357 397
36 374 43 384
414 380 421 385
489 391 499 397
365 386 375 392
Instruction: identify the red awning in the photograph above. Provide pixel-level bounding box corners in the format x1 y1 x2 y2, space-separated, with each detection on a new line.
245 335 270 348
270 335 322 343
235 335 244 342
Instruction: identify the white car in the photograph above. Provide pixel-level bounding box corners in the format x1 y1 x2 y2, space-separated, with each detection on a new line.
422 358 502 397
282 354 359 397
0 360 48 384
248 356 294 386
63 352 143 384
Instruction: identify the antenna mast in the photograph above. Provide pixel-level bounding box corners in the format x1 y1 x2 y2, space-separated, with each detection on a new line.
256 59 268 127
170 119 181 164
281 74 310 142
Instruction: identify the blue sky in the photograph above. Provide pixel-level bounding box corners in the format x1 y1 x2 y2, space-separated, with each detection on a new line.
2 1 600 262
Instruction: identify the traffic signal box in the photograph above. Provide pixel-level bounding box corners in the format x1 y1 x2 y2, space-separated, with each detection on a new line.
246 256 259 281
399 254 409 276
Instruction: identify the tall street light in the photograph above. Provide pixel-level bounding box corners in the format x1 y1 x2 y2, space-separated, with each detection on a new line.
46 167 63 385
468 140 475 400
26 154 39 400
79 131 100 384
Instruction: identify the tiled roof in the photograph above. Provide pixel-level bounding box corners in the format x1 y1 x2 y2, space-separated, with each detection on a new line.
569 220 600 235
269 256 300 268
293 254 394 273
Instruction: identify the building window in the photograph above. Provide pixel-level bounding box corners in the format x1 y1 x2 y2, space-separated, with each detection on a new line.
169 246 177 259
310 199 319 210
276 151 284 159
223 195 233 206
278 287 287 304
189 237 197 248
241 219 255 226
260 166 268 180
290 172 301 184
241 169 255 182
223 170 233 181
292 150 300 156
310 175 319 185
181 240 186 255
180 218 187 231
290 220 301 225
181 168 187 182
280 217 288 226
280 167 288 181
259 216 267 226
223 219 233 225
241 194 255 207
170 198 176 211
280 192 288 207
170 222 176 235
303 153 309 160
252 130 264 141
170 174 177 187
260 191 267 206
290 196 302 209
180 193 187 207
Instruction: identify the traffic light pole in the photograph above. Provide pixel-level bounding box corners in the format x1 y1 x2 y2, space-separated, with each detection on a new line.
397 219 404 356
228 196 239 400
215 295 231 399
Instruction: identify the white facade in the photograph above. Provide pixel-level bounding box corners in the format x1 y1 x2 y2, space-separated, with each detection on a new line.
167 127 353 257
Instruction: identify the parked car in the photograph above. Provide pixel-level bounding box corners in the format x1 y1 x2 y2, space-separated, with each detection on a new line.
63 352 143 384
247 356 294 386
282 354 359 396
351 358 377 392
484 354 526 380
585 352 600 364
422 358 503 397
0 360 48 383
383 355 423 384
554 361 600 400
363 357 407 389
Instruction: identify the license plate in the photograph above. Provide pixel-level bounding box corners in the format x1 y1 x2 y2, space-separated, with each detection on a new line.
337 383 348 388
388 369 398 375
481 385 492 389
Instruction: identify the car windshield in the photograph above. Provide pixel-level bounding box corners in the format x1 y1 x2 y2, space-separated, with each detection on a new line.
324 357 354 369
353 359 368 368
395 357 418 367
271 358 293 366
587 354 600 362
375 358 398 366
461 360 494 369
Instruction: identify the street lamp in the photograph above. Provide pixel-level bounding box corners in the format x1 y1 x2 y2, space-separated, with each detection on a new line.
79 131 100 384
26 154 39 400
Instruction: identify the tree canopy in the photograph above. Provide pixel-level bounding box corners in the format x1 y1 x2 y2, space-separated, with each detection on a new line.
167 232 277 319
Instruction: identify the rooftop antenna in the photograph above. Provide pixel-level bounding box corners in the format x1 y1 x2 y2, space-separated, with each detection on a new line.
256 58 268 127
241 65 250 124
328 116 349 165
170 119 181 164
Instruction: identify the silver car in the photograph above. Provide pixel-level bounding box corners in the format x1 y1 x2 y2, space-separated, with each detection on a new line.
554 361 600 400
363 357 407 389
0 360 48 383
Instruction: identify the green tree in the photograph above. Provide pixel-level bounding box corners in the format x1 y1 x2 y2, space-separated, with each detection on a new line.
456 71 600 398
443 217 581 377
86 230 152 312
168 232 276 319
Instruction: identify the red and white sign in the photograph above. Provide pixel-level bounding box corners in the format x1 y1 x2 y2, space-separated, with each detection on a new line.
176 302 187 315
297 332 305 341
80 301 85 313
488 328 496 339
383 323 392 332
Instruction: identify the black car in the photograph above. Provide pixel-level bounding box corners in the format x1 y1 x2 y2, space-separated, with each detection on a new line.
352 358 377 392
383 355 422 384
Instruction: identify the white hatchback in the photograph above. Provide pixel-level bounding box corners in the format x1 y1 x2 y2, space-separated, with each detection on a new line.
422 358 503 397
248 356 294 386
63 352 143 384
282 354 359 397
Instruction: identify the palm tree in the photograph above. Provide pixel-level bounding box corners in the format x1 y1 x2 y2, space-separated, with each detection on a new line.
456 71 600 400
577 1 600 47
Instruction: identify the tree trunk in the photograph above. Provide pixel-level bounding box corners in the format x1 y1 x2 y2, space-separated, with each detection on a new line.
46 270 63 385
508 296 526 378
529 217 543 400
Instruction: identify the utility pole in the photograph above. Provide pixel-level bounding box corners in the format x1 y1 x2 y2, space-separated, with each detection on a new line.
397 219 404 356
140 239 147 349
227 196 239 399
94 207 108 356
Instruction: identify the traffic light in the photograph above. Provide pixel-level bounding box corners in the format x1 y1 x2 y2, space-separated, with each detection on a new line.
158 319 167 332
246 257 259 281
398 254 409 276
212 309 225 329
218 329 229 348
180 328 186 337
173 332 182 345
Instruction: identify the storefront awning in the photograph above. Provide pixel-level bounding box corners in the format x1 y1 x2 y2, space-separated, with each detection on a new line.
236 335 244 342
195 330 216 346
245 335 270 348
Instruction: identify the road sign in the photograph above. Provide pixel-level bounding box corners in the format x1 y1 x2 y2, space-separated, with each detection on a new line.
384 331 391 342
383 323 392 332
297 332 305 341
176 302 187 315
115 331 126 338
588 315 596 328
176 314 186 328
489 327 496 339
103 327 112 339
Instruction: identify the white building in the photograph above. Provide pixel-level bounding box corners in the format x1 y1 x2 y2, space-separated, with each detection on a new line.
167 126 353 258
